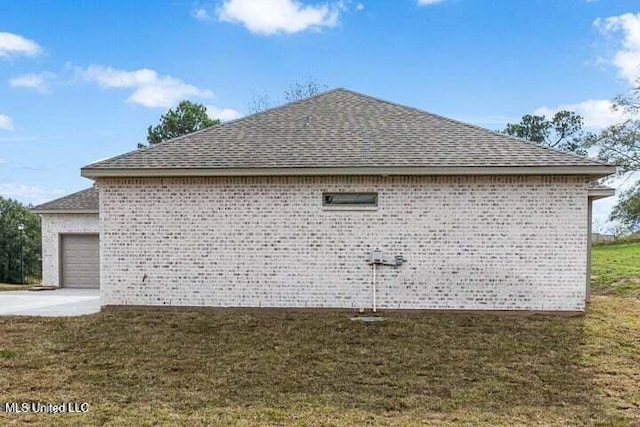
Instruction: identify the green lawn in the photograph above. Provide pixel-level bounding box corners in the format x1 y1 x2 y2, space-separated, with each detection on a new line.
0 244 638 425
592 242 640 298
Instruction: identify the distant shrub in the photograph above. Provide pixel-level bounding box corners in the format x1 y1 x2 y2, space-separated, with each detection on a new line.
592 234 640 247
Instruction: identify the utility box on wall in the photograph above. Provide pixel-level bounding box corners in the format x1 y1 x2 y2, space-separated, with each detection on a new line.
370 249 383 264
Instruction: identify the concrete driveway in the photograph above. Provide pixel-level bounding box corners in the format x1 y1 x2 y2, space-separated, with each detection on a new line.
0 288 100 316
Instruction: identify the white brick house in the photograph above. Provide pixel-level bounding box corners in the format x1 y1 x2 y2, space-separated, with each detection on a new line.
35 89 615 311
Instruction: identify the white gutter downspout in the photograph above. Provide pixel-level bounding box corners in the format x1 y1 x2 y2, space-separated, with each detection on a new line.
372 263 377 313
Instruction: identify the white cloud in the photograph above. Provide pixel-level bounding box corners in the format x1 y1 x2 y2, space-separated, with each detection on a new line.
417 0 444 5
206 105 243 121
217 0 340 35
534 99 634 129
0 32 42 58
0 114 13 131
9 71 56 94
192 7 212 21
75 65 213 108
0 183 66 206
356 3 364 11
594 13 640 84
0 158 5 165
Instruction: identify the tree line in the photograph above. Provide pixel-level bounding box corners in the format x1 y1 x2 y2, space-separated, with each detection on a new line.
0 197 41 284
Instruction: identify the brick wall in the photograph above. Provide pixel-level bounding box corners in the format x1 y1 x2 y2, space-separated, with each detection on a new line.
40 213 100 287
98 175 590 311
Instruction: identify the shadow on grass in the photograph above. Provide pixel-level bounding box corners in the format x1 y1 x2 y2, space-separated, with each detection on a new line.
1 310 605 419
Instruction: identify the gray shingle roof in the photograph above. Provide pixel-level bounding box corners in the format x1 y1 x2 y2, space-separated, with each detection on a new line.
32 187 98 212
82 88 613 176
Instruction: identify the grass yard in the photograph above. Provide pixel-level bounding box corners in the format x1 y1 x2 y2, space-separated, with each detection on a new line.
592 243 640 298
1 302 639 425
0 243 638 426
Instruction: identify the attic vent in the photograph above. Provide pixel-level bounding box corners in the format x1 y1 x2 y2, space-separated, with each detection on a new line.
323 192 378 206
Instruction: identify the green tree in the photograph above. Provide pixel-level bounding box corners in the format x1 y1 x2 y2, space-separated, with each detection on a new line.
610 184 640 233
0 197 41 283
141 101 220 148
504 110 588 155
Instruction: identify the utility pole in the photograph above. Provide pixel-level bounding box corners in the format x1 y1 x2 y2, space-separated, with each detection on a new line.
17 223 24 284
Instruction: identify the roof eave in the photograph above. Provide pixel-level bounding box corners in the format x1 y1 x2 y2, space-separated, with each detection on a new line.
31 209 99 214
588 187 616 200
81 165 617 179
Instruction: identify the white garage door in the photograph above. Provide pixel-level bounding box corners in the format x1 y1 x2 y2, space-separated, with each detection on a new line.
61 234 100 288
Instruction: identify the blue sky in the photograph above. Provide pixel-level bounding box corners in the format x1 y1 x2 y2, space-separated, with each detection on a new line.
1 0 639 228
